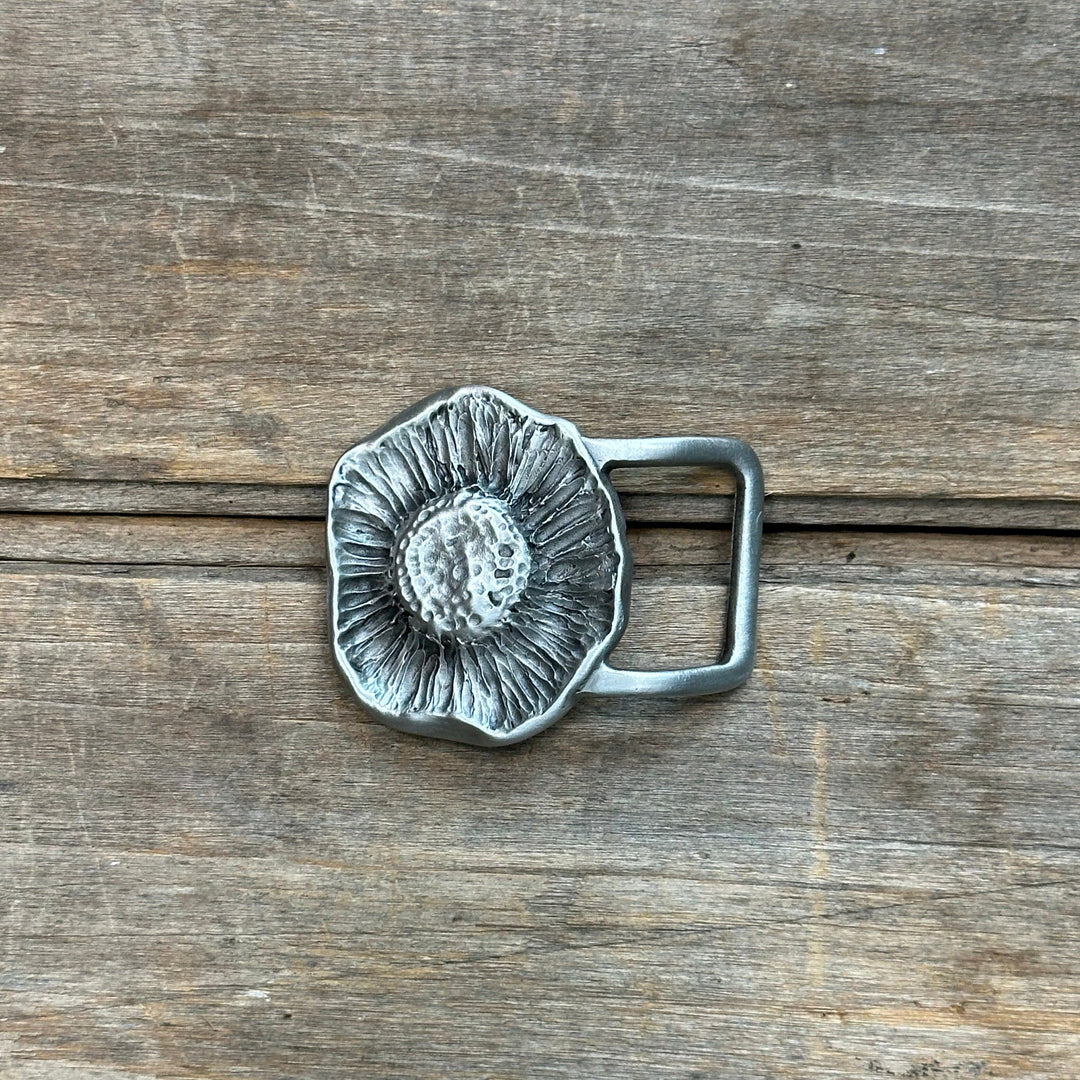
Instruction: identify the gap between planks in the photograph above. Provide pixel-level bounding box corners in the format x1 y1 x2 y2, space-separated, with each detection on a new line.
0 479 1078 532
2 514 1079 592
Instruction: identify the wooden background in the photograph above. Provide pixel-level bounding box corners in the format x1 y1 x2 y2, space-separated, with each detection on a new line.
1 1 1078 1077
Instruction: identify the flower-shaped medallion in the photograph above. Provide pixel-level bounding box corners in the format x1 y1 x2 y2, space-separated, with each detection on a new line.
328 387 627 745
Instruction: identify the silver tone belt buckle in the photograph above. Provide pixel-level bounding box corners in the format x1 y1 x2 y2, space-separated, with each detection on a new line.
327 386 763 746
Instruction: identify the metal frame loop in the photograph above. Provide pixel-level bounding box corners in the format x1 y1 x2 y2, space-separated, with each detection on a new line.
580 436 764 698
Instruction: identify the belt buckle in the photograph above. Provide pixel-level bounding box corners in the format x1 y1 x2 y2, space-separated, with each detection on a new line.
327 386 763 746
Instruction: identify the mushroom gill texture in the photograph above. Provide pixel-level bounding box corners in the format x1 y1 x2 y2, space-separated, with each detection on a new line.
329 388 621 734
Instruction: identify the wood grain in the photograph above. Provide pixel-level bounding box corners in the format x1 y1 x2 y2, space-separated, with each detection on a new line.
1 0 1078 506
1 520 1079 1078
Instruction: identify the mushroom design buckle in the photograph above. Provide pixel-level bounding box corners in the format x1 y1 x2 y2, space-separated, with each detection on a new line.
327 387 763 746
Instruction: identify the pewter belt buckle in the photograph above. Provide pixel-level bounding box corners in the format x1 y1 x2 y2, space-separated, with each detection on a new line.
327 386 763 746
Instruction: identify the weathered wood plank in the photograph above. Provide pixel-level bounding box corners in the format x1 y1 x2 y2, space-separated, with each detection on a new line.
3 2 1080 1077
3 513 1080 582
1 1 1078 501
0 512 325 567
2 525 1079 1077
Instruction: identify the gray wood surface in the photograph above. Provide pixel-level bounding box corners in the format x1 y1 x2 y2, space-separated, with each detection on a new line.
2 521 1079 1079
1 0 1078 505
2 0 1079 1077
